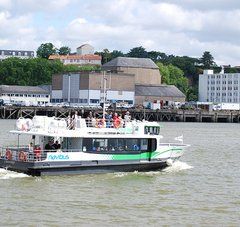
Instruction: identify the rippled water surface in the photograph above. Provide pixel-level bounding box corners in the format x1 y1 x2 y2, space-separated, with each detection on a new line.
0 120 239 226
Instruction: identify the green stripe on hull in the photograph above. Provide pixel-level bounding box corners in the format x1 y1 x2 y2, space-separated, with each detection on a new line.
111 147 184 161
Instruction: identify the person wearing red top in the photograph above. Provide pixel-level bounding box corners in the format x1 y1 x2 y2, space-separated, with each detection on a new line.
113 112 121 128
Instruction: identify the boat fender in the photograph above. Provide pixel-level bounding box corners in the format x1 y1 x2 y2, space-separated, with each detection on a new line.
16 117 27 131
34 147 42 160
5 149 12 160
19 151 27 162
25 118 33 130
166 159 173 166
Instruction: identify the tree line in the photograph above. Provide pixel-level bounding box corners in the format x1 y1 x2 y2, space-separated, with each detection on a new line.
1 42 239 101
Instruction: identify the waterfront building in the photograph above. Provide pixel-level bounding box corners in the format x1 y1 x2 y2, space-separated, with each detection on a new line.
135 85 186 105
51 56 185 107
51 72 135 106
0 85 50 106
0 49 34 61
49 44 101 66
102 57 161 85
102 57 185 106
199 70 240 103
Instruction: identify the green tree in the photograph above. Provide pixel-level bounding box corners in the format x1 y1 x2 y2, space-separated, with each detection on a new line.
200 51 216 69
37 43 57 59
0 57 64 86
127 46 148 58
58 46 71 55
111 50 124 59
157 62 188 94
156 62 170 84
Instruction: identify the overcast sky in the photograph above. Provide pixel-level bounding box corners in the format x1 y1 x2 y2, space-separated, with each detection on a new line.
0 0 240 65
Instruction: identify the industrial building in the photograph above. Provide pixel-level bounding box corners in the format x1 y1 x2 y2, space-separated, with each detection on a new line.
51 57 185 107
0 85 50 106
51 72 135 106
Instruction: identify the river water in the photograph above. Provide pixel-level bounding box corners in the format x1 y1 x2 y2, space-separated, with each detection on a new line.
0 120 239 226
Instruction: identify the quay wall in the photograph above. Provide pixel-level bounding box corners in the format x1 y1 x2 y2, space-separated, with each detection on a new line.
0 106 240 123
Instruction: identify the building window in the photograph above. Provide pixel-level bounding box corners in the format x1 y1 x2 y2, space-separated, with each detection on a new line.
90 99 99 103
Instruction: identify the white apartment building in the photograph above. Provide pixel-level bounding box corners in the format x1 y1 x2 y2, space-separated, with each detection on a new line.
0 49 34 61
199 70 240 103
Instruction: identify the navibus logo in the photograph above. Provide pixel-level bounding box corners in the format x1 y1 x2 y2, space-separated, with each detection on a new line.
48 154 69 160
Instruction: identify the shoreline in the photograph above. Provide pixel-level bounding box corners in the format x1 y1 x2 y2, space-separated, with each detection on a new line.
0 106 239 123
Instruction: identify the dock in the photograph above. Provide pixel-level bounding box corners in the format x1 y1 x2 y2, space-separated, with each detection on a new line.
0 106 240 123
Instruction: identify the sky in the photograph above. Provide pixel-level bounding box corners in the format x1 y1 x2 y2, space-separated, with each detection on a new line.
0 0 240 65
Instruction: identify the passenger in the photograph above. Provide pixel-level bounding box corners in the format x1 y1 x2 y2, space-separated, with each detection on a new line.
91 117 97 127
66 114 73 129
113 113 121 128
29 142 34 152
72 111 79 129
118 115 124 128
124 111 131 123
28 142 34 160
133 144 139 151
53 140 61 150
45 140 54 151
105 112 112 128
96 118 105 128
86 111 93 127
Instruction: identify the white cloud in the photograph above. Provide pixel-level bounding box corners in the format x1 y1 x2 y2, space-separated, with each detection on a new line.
0 0 12 9
0 0 240 65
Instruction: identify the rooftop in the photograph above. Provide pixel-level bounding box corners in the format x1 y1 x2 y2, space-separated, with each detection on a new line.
77 44 94 49
0 85 49 94
135 84 185 97
49 54 101 60
102 57 158 69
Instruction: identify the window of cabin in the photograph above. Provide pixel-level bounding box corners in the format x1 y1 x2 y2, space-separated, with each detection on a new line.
144 126 160 135
82 138 153 153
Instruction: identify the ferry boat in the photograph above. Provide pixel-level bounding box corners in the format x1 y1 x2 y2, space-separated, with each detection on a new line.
0 115 189 176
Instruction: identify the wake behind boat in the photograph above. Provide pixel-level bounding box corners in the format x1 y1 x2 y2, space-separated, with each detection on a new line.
0 115 189 176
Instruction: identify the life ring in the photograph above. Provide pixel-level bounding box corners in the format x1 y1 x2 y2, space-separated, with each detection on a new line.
5 149 12 160
18 151 27 162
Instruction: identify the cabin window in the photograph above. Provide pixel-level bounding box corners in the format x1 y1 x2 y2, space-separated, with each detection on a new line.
144 126 160 135
82 138 154 153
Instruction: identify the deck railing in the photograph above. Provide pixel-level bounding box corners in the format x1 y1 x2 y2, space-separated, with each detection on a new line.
0 147 81 162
